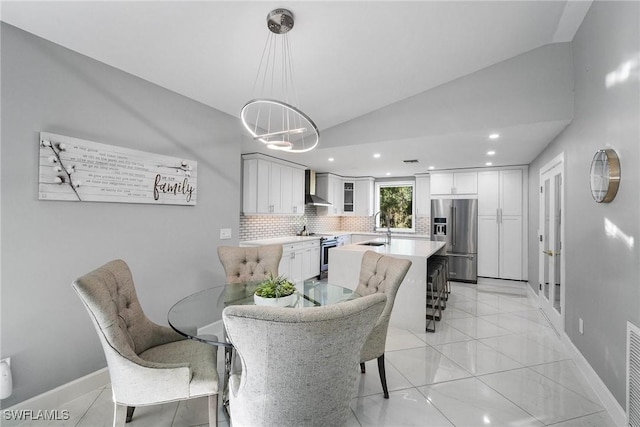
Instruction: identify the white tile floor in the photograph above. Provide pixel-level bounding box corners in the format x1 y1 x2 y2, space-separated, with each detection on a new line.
16 278 618 426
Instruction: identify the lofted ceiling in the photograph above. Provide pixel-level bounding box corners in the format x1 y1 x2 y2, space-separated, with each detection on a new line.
1 1 592 177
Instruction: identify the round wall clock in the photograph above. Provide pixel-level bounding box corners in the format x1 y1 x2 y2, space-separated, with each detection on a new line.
589 148 620 203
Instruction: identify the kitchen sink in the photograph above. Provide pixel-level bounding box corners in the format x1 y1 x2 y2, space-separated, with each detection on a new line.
358 242 386 246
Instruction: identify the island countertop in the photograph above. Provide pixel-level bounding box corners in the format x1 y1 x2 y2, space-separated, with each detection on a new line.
333 238 445 258
328 238 446 332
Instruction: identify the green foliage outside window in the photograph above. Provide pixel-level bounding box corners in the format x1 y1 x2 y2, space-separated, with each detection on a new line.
379 185 413 229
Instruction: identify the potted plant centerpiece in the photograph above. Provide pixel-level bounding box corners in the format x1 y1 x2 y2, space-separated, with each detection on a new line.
253 273 298 307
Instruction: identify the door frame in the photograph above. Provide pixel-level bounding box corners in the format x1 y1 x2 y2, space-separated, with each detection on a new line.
538 152 566 332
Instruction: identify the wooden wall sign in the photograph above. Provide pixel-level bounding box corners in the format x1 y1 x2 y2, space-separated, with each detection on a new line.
38 132 197 205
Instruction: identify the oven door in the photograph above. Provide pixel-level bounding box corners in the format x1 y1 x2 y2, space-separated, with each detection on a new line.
320 240 338 272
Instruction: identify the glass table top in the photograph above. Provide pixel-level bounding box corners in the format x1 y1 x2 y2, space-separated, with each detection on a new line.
168 279 360 346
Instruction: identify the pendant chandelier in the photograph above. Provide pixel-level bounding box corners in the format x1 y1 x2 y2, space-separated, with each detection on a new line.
241 9 319 153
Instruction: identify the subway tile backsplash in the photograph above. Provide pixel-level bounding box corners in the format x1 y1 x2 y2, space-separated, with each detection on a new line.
239 206 430 241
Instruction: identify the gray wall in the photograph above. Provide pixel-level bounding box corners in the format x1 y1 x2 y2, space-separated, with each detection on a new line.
527 2 639 406
1 23 241 406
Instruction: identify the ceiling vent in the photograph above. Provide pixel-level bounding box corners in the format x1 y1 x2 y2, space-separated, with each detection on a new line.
403 159 419 164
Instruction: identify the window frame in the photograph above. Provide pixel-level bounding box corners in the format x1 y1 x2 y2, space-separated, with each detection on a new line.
374 180 416 233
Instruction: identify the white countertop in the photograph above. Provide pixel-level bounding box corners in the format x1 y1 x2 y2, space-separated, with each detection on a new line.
314 230 431 239
333 238 445 258
240 235 321 246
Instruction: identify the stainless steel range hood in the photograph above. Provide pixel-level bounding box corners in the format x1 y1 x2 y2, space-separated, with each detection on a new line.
305 170 332 206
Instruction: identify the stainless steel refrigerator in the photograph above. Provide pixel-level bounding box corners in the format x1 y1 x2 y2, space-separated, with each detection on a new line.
431 199 478 283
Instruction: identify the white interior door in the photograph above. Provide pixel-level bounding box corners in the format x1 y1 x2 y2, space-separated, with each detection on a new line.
539 154 565 332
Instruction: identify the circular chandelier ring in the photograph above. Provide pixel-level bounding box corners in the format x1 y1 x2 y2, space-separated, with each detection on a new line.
240 98 320 153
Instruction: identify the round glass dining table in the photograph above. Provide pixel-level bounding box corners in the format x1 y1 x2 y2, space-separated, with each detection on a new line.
168 279 361 346
168 279 361 413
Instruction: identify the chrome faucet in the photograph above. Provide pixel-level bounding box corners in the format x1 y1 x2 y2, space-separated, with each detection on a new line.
373 211 392 244
373 211 381 232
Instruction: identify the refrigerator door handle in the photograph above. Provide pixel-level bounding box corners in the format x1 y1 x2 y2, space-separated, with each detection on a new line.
446 253 475 259
451 206 456 245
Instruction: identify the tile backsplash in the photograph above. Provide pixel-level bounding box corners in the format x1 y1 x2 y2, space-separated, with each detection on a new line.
239 206 429 241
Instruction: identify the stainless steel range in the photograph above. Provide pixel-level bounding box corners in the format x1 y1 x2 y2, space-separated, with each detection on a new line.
319 235 339 274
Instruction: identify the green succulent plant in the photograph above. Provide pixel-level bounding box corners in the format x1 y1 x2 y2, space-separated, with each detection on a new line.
254 273 296 298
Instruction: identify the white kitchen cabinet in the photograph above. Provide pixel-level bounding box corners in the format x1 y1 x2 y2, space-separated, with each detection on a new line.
477 169 524 280
354 178 375 216
415 174 431 217
336 234 351 246
342 180 355 214
477 170 522 216
242 154 306 215
291 167 306 215
316 173 343 216
280 240 320 282
430 172 477 195
500 215 523 280
302 240 321 280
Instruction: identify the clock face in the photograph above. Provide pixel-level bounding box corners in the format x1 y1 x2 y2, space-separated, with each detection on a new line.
589 149 620 203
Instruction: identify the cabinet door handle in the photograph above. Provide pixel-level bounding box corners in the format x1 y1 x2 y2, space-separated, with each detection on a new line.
496 208 500 224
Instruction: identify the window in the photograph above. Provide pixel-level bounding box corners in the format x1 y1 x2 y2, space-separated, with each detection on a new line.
375 180 415 232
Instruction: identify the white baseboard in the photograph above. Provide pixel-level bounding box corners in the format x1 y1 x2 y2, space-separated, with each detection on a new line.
1 368 109 427
525 281 539 303
559 325 626 425
525 281 625 425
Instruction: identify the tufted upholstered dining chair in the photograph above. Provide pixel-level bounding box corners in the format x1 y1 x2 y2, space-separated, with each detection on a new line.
355 251 412 398
223 293 387 427
72 259 219 427
217 244 283 284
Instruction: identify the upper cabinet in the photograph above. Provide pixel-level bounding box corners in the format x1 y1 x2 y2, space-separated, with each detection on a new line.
354 178 375 216
415 174 431 217
317 174 374 217
477 169 523 216
430 171 478 196
316 173 343 216
242 154 306 215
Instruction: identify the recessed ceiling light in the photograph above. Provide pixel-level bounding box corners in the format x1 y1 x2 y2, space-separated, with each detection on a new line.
386 172 391 176
485 162 493 166
487 151 496 156
489 133 500 139
373 153 381 158
428 166 435 170
328 158 334 162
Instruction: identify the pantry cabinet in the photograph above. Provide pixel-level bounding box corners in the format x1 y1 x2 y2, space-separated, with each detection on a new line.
242 154 306 215
477 169 524 280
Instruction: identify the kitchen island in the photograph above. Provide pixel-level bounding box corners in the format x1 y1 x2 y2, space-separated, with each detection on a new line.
328 238 445 332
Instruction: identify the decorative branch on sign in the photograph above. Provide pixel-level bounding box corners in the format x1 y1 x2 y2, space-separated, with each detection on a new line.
40 139 82 201
38 132 198 205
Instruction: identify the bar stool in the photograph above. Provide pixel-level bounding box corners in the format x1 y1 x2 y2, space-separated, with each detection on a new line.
426 263 444 332
431 255 450 305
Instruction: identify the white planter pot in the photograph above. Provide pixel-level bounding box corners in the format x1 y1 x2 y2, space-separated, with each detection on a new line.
253 293 297 307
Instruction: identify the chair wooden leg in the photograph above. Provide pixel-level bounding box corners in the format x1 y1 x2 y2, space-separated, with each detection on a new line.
125 406 135 423
208 394 218 426
113 404 128 427
360 362 366 373
377 355 389 399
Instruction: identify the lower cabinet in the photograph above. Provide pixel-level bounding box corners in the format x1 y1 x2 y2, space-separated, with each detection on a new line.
478 214 523 280
280 240 320 282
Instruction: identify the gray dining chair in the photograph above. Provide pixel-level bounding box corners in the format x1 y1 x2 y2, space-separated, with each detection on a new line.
355 251 412 398
223 293 387 427
72 259 219 426
217 244 283 284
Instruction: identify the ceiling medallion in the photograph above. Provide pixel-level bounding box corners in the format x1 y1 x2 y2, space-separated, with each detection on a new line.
240 9 319 153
